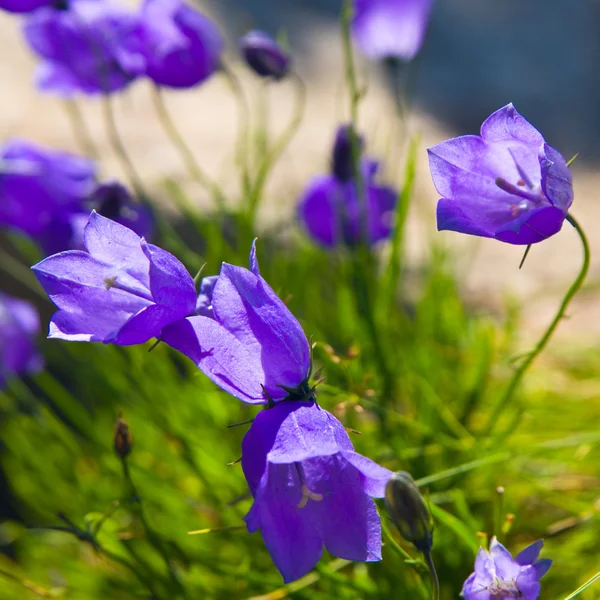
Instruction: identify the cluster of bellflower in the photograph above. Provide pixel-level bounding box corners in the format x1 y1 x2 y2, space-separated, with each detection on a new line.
0 0 565 594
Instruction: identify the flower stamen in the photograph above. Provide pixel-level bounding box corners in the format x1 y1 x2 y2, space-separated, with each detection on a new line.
294 462 323 509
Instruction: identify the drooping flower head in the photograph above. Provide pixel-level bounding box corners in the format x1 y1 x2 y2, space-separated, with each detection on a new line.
462 537 552 600
32 212 197 345
352 0 434 61
23 0 145 96
428 104 574 245
162 241 311 404
0 0 54 14
242 400 392 582
0 138 97 251
137 0 223 89
0 294 43 388
239 31 291 81
297 125 397 247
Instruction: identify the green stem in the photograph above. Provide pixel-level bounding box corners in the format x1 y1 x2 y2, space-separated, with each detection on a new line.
150 84 227 210
423 551 439 600
246 72 306 223
482 213 590 436
563 571 600 600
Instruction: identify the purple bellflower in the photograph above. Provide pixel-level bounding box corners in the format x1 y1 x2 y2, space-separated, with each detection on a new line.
194 275 218 318
462 537 551 599
0 138 97 252
239 31 291 80
138 0 223 89
0 0 54 14
162 241 311 404
242 400 392 582
32 212 197 345
0 293 43 388
23 0 145 96
428 104 574 245
352 0 433 61
297 125 397 247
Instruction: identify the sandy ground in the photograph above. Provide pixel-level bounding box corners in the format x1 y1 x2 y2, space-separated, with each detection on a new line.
1 6 599 347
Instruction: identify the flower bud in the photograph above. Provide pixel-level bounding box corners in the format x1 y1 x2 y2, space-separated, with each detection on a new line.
384 471 433 553
114 416 133 458
239 31 291 81
331 125 364 182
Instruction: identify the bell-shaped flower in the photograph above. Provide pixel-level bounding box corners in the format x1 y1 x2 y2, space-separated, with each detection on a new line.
352 0 433 61
462 537 552 600
297 125 397 247
32 212 197 345
162 242 311 404
428 103 573 245
0 0 54 14
242 400 392 583
0 293 43 388
23 0 145 96
0 138 97 251
137 0 223 89
239 31 291 81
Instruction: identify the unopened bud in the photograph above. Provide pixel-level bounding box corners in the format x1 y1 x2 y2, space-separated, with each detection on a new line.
385 471 433 553
114 416 133 458
331 124 364 182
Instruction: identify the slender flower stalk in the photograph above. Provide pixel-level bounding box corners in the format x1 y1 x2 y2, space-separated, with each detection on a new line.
484 213 590 436
150 84 227 209
63 99 100 161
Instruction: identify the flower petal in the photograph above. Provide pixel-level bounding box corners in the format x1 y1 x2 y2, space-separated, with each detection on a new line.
515 540 543 566
480 104 544 146
437 198 495 238
297 175 339 248
494 205 565 245
490 537 520 581
161 315 266 403
539 143 573 212
533 559 552 579
515 565 542 599
342 451 393 498
108 304 187 345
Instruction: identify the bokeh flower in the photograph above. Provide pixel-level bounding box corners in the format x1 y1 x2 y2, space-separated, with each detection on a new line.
162 241 311 404
0 293 43 387
137 0 223 88
32 212 197 345
0 138 97 252
242 400 392 582
428 103 573 245
297 125 397 247
239 31 291 80
462 537 552 600
23 0 145 96
352 0 433 61
0 0 54 14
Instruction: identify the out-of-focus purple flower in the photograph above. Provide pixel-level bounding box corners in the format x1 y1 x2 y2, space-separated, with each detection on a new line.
32 212 197 345
352 0 433 61
297 125 397 247
0 0 53 14
0 294 43 387
239 31 291 80
195 275 217 318
0 138 96 249
23 0 145 96
138 0 223 88
89 180 154 241
331 125 364 182
462 537 552 600
428 104 574 245
242 400 392 583
162 241 311 404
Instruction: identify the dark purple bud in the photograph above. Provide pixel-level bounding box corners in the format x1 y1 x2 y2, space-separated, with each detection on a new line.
331 125 364 182
114 415 133 458
384 471 433 553
239 31 291 80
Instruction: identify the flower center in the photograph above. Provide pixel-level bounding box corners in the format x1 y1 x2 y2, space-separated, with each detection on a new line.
294 463 323 509
103 275 153 302
488 577 522 598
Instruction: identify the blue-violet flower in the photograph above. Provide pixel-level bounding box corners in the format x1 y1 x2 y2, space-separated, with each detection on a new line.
352 0 433 61
23 0 145 96
297 125 397 247
462 537 552 600
0 293 43 388
242 400 392 582
162 242 311 404
138 0 223 89
239 31 291 80
0 0 54 14
428 103 574 245
32 212 197 345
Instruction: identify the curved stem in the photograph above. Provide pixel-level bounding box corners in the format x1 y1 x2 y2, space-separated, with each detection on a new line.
101 94 145 199
246 72 306 223
483 213 590 436
423 551 439 600
150 84 227 210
